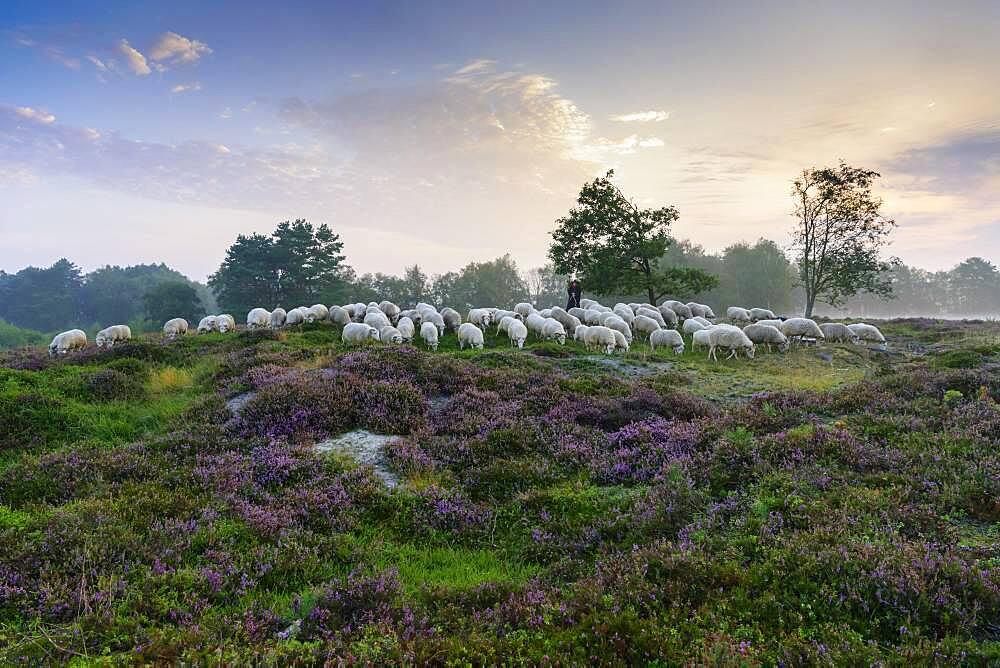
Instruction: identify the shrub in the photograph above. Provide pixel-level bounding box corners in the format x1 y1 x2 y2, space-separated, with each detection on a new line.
81 368 146 402
933 349 984 369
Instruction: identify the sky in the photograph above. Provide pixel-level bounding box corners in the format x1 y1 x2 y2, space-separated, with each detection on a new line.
1 0 998 281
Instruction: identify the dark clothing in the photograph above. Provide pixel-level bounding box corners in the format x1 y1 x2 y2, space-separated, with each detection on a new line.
566 283 582 309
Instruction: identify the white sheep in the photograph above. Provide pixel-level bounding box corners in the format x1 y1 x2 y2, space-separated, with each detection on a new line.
246 308 270 329
163 318 189 339
727 307 752 324
613 304 635 325
306 304 329 323
420 321 439 351
686 302 708 318
541 318 567 345
583 325 616 354
95 325 131 348
441 308 462 332
197 315 218 334
379 326 404 344
663 300 693 320
396 316 415 342
458 322 485 350
268 308 287 329
364 311 391 330
636 306 666 327
514 302 535 319
708 326 755 361
217 314 236 333
48 329 87 355
604 317 633 344
657 305 679 327
351 303 367 322
780 317 825 343
749 307 777 322
425 311 446 336
328 306 351 326
467 308 493 328
743 324 789 353
691 327 713 353
820 322 859 343
342 322 380 344
496 315 515 336
580 298 598 309
568 307 588 321
507 319 528 349
691 316 712 327
525 312 547 338
378 301 401 323
584 309 605 325
285 307 306 327
650 328 685 355
682 318 709 335
632 314 661 340
612 328 630 353
847 323 886 344
549 307 580 333
755 319 783 328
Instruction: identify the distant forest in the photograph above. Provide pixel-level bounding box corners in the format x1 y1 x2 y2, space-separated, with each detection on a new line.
2 233 998 349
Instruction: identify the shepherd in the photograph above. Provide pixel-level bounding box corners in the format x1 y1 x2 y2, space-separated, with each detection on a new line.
566 278 582 309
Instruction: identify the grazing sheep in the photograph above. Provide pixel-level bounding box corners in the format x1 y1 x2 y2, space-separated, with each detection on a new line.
364 311 391 330
379 326 404 344
508 319 528 349
247 308 270 330
701 305 717 319
847 323 886 344
686 302 708 318
285 307 306 327
612 328 630 353
550 307 580 333
458 322 485 350
419 321 439 351
650 328 685 355
541 318 567 345
197 315 218 334
343 322 380 344
574 324 589 342
691 327 713 353
636 306 666 327
657 305 679 327
514 302 534 319
583 325 617 354
525 312 547 338
604 316 633 344
216 314 236 333
378 301 401 323
584 309 605 325
441 307 462 332
95 325 131 348
743 323 790 353
268 308 287 329
691 316 712 327
351 303 367 322
539 308 553 319
708 326 756 361
425 311 446 336
682 318 710 335
568 307 588 321
305 304 329 323
726 307 752 324
780 317 825 343
467 308 493 328
580 298 598 309
163 318 189 339
497 315 516 336
493 309 519 325
755 318 783 328
662 300 693 320
749 307 777 322
820 322 859 343
48 329 87 355
396 316 415 342
329 306 352 326
632 314 661 340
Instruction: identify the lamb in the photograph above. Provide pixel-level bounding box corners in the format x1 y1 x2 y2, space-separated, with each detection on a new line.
682 318 710 335
48 329 87 355
820 322 859 343
507 319 528 349
541 318 567 345
419 321 439 350
691 327 713 353
269 308 287 329
441 308 462 332
727 307 752 324
632 314 661 340
305 304 329 323
467 308 493 328
197 315 218 334
342 322 380 344
285 307 306 326
95 325 131 348
163 318 189 339
657 305 679 327
216 314 236 333
396 316 415 342
329 306 352 326
246 308 270 330
649 328 685 355
743 323 790 353
847 323 886 344
378 301 401 323
525 312 547 338
780 317 825 343
583 325 617 354
612 328 630 353
708 326 756 361
514 302 535 319
364 311 391 330
379 326 404 344
458 322 485 350
749 307 777 322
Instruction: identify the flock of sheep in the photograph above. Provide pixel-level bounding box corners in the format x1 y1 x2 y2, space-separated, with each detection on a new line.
47 295 887 363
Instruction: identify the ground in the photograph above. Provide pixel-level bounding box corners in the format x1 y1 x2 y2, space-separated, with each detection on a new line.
1 319 999 664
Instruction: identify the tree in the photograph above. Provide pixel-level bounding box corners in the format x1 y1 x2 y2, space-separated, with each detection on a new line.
80 263 213 330
549 170 716 304
949 257 1000 314
430 255 529 311
0 259 84 331
719 239 794 312
143 281 203 327
791 162 898 317
525 264 567 307
209 233 278 316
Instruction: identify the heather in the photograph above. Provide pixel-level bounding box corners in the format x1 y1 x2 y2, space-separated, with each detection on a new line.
1 321 999 663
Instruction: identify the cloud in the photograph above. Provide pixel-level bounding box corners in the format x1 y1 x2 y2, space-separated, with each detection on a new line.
219 107 233 119
610 110 670 123
43 46 80 70
117 39 150 75
148 31 212 65
86 54 109 71
170 81 202 94
12 106 56 124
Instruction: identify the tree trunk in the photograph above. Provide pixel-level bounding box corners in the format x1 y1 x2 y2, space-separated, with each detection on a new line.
647 285 656 305
804 291 815 318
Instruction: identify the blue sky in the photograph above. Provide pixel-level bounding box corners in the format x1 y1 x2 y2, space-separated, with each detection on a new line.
2 0 998 280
